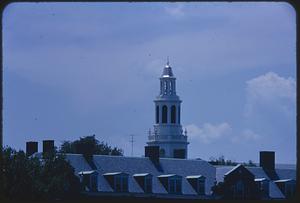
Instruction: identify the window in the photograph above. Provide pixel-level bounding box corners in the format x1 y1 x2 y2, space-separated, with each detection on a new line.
171 105 176 123
198 179 205 194
133 174 152 193
103 172 129 192
158 175 182 194
114 175 128 192
156 106 159 123
186 175 206 195
255 178 269 197
173 149 185 159
285 182 295 198
175 179 181 193
162 105 168 123
169 179 175 193
78 170 98 192
159 148 165 157
145 176 152 193
233 180 245 199
164 81 167 93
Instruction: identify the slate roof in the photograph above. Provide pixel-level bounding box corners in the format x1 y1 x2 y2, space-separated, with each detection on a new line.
215 165 296 199
275 169 296 180
64 154 216 197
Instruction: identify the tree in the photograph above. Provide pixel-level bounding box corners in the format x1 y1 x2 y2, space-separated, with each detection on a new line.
208 155 238 166
60 135 123 169
242 160 257 167
1 146 81 200
39 153 81 200
60 135 123 156
2 147 40 200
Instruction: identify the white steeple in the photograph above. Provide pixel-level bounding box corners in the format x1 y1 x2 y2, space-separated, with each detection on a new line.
147 60 189 159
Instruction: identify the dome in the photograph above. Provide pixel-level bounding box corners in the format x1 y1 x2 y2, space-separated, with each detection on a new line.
162 63 174 77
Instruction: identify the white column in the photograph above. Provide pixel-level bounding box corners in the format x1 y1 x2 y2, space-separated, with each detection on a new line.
159 104 162 124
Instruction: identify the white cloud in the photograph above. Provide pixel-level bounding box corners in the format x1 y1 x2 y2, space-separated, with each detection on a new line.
245 72 296 117
185 122 232 144
231 129 261 143
165 4 185 18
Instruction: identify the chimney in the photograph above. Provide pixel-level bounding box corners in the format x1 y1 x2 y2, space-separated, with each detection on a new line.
259 151 279 180
260 151 275 171
145 146 160 163
43 140 55 156
26 141 38 156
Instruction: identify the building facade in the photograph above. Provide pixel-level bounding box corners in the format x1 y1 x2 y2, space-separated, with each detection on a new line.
27 61 296 200
147 61 189 159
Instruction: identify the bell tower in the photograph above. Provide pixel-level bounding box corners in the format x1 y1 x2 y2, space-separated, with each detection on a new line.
147 60 189 159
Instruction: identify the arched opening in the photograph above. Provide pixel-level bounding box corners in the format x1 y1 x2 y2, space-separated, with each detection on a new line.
159 148 165 157
178 106 180 124
156 105 159 124
171 105 176 123
164 81 167 94
162 105 168 123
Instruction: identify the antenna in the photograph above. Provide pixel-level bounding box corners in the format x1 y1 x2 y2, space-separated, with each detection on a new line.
167 56 169 65
129 134 135 157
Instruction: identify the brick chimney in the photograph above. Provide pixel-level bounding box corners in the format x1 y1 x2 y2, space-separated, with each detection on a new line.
26 141 38 156
260 151 275 171
43 140 55 156
145 146 160 164
260 151 279 180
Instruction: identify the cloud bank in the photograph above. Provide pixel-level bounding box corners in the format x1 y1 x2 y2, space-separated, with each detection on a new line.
245 72 296 118
185 122 232 143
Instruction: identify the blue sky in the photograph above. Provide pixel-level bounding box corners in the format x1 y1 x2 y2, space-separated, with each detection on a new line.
3 2 296 164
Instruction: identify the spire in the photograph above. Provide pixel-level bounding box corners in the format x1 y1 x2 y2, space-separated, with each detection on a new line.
167 56 169 66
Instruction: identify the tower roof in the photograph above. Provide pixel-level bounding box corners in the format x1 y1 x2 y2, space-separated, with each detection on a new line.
161 60 174 77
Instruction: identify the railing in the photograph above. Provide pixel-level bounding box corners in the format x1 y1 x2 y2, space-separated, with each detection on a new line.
148 134 187 142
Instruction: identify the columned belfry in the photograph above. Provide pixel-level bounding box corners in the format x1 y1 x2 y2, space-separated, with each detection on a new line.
147 60 189 159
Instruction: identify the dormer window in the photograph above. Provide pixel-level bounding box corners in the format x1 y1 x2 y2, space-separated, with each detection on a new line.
255 178 269 197
186 175 206 195
133 173 152 193
158 174 182 194
78 170 98 192
103 172 129 192
274 179 296 199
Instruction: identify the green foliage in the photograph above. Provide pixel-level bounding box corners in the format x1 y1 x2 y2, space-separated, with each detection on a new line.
2 146 81 200
208 155 238 166
60 135 123 156
242 160 257 167
208 156 257 167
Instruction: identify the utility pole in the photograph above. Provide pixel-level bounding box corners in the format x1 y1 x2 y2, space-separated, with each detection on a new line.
129 134 135 157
